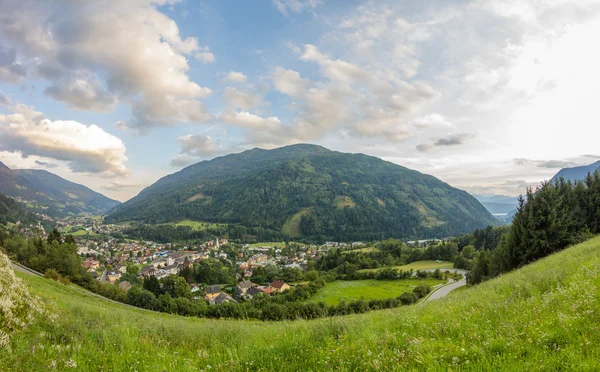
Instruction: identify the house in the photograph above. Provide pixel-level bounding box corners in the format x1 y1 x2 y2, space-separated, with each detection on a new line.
210 292 236 305
119 281 132 292
163 263 181 275
83 257 100 270
107 271 121 284
190 283 201 293
205 285 222 301
247 254 269 267
270 280 290 293
237 280 256 295
246 286 264 299
140 266 156 277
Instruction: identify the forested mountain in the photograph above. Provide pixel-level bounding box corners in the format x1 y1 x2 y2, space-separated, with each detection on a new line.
0 193 37 226
551 160 600 183
106 144 497 240
0 162 120 217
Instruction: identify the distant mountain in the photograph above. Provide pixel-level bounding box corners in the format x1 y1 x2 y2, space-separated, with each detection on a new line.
551 161 600 183
106 144 498 240
0 162 120 217
0 193 37 226
473 194 519 215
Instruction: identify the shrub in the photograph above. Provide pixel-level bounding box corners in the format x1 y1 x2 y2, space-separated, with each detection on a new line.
44 269 71 285
398 291 418 305
412 284 431 299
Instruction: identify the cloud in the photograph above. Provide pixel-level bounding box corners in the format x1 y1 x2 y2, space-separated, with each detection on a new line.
0 91 10 105
271 67 308 97
434 133 474 147
220 111 282 131
417 133 474 152
44 73 117 112
0 0 213 133
0 46 26 83
272 0 322 16
222 87 262 110
225 71 247 83
0 104 128 176
195 46 216 64
101 180 143 191
515 158 580 169
171 133 235 168
411 114 453 129
34 160 58 168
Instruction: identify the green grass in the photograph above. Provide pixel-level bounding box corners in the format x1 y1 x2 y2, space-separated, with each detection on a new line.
308 278 444 306
248 242 288 248
282 209 309 237
171 220 228 230
3 237 600 370
342 246 380 254
358 260 455 273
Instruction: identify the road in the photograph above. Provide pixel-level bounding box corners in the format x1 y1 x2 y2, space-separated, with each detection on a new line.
424 268 468 302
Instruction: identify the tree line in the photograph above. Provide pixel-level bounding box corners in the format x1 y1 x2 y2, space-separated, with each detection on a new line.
467 174 600 284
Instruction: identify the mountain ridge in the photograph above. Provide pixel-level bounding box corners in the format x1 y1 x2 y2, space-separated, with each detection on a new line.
106 144 497 240
0 161 120 217
551 160 600 183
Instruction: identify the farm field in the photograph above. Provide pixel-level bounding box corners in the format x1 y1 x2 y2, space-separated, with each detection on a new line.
308 278 444 306
172 220 228 230
3 237 600 371
358 260 454 273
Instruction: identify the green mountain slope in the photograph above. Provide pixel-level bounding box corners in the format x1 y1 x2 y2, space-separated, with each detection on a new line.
106 144 497 240
551 160 600 183
0 162 120 217
5 236 600 370
0 193 36 226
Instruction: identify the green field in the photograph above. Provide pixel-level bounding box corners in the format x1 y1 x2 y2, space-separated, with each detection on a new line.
3 237 600 370
172 220 228 230
308 278 444 306
342 246 380 254
248 241 288 248
358 260 455 273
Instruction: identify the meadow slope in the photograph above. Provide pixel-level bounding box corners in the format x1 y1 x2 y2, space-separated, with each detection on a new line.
2 237 600 371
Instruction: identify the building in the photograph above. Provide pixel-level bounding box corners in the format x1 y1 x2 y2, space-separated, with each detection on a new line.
237 280 256 295
205 285 222 301
106 271 121 284
270 280 291 293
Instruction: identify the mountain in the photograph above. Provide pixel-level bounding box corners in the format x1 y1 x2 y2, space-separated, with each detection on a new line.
0 162 120 217
0 193 37 226
473 194 519 215
106 144 497 240
551 160 600 183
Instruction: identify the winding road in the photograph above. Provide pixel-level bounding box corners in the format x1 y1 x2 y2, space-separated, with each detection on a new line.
424 269 469 302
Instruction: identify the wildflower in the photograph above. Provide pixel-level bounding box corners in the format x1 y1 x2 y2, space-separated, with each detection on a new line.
64 359 77 368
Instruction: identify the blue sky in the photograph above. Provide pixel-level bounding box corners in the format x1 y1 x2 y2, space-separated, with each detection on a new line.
1 0 600 201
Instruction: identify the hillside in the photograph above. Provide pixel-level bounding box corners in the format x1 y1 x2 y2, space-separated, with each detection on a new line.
106 144 497 240
551 160 600 183
0 162 119 217
4 236 600 370
0 193 36 226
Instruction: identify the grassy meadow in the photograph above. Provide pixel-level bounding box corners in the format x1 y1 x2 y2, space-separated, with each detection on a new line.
308 278 444 306
358 260 455 273
2 236 600 370
172 220 228 230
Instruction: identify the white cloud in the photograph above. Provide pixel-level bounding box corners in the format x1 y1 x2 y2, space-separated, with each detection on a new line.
195 46 216 64
101 180 143 191
0 91 10 105
272 0 323 16
222 87 262 110
225 71 247 83
220 111 282 131
0 0 213 132
171 133 236 168
271 67 308 97
0 104 128 176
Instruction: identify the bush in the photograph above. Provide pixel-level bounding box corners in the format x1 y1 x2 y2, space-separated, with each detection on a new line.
412 284 431 299
44 268 70 285
398 291 418 305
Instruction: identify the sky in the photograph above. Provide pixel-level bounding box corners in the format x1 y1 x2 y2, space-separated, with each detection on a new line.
0 0 599 202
